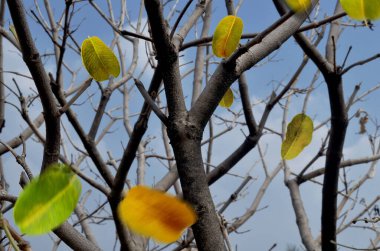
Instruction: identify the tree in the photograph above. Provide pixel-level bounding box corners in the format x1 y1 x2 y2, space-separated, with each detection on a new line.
1 0 380 250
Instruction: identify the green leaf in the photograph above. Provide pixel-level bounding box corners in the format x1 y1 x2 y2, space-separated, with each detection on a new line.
81 36 120 81
340 0 380 21
285 0 311 12
14 164 81 235
281 114 313 160
212 16 243 58
219 88 234 108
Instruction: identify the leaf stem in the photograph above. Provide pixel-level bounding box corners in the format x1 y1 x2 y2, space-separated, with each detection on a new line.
0 213 21 251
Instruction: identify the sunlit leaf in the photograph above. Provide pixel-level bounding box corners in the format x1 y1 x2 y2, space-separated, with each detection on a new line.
212 15 243 58
81 36 120 81
285 0 311 12
117 186 197 243
14 164 81 235
281 113 313 160
340 0 380 21
219 88 234 108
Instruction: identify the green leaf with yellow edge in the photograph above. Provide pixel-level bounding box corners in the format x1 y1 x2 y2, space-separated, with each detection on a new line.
219 88 234 108
281 113 313 160
14 164 81 235
285 0 311 12
212 15 243 58
81 36 120 81
117 186 197 243
340 0 380 21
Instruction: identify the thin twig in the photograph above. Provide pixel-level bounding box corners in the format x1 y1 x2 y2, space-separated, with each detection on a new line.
134 78 169 126
219 176 252 214
0 141 33 180
170 0 194 39
1 215 21 251
60 78 92 114
342 53 380 75
298 12 346 33
331 240 380 250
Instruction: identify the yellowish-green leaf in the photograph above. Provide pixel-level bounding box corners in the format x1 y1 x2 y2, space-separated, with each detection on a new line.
340 0 380 21
219 88 234 108
9 24 19 44
281 114 313 160
81 36 120 81
285 0 311 12
212 16 243 58
117 186 197 243
14 164 81 235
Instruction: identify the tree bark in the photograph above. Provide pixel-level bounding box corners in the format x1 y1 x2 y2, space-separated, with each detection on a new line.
6 0 60 171
321 72 347 251
7 1 102 250
168 116 226 251
273 1 347 250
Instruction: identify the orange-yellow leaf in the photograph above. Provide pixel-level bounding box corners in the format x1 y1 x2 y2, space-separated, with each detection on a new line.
219 88 234 108
285 0 311 12
117 186 197 243
340 0 380 21
212 15 243 58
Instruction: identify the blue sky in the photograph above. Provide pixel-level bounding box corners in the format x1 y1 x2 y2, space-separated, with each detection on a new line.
2 0 380 250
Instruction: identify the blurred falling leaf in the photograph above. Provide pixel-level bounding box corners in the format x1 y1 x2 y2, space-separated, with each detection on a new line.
117 186 197 243
340 0 380 21
212 15 243 58
285 0 311 12
219 88 234 108
81 36 120 81
359 115 368 134
281 113 313 160
14 164 81 235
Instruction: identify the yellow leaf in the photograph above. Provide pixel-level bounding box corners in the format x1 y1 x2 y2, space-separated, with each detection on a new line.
81 36 120 81
212 16 243 58
117 186 197 243
340 0 380 21
219 88 234 108
285 0 311 12
9 24 19 44
281 114 313 160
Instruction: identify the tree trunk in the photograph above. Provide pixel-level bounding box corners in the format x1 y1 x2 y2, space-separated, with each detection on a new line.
168 117 226 251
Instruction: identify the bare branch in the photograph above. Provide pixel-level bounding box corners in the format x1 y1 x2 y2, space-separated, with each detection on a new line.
134 78 168 126
342 53 380 75
7 0 61 170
